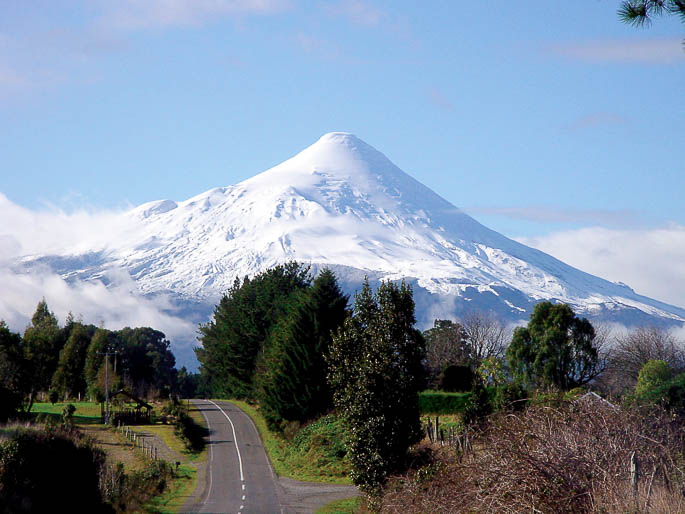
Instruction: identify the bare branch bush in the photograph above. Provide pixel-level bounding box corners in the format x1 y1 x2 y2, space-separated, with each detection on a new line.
381 401 685 513
597 327 685 396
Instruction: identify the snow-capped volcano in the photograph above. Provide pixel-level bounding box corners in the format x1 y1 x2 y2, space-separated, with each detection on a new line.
22 132 685 330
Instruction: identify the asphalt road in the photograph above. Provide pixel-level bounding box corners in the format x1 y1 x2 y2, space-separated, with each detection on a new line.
192 399 281 514
186 399 359 514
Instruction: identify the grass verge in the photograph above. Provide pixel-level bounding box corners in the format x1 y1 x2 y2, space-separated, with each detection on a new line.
315 496 361 513
143 462 196 513
228 400 351 484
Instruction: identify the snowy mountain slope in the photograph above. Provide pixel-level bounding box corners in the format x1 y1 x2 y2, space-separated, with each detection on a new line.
20 132 685 328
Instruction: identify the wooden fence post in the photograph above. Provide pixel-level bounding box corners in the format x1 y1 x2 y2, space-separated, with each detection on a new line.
631 451 639 501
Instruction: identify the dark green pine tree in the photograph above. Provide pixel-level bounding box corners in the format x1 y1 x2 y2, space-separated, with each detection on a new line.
196 262 311 400
327 279 425 496
259 268 349 429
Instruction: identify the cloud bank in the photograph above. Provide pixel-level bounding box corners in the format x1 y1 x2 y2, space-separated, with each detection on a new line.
518 225 685 310
0 194 199 367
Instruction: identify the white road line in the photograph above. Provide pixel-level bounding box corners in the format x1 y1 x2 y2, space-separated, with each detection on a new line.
208 400 246 482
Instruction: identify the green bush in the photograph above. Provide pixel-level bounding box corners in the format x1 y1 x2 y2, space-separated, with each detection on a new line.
163 401 207 453
461 383 493 426
636 372 685 413
492 382 528 411
0 427 111 513
635 360 673 398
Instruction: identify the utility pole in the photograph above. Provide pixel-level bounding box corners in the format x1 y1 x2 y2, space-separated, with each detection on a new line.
97 349 118 424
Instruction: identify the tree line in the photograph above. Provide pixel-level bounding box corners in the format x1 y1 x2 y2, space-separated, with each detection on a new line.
0 299 180 421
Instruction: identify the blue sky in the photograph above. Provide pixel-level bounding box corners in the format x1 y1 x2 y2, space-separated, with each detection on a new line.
1 0 685 310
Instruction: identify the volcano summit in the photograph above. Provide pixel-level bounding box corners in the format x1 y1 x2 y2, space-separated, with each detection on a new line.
21 132 685 353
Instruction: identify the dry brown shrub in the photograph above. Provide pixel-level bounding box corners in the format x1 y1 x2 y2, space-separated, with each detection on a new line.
381 401 685 513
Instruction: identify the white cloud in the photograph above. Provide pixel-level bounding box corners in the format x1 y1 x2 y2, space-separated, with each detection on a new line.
0 194 198 366
100 0 293 30
518 225 685 309
548 37 685 64
0 193 132 257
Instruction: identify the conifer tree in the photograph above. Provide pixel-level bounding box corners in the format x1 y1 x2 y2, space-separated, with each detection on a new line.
327 279 425 496
259 268 349 429
196 262 311 399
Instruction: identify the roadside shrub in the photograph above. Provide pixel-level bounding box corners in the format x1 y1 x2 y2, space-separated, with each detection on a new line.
101 457 175 512
0 427 111 513
163 401 207 452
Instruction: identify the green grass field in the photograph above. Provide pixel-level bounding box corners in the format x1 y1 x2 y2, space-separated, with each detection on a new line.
31 401 103 424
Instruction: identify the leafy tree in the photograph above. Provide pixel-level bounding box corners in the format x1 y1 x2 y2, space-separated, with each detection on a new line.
327 279 425 495
477 356 507 387
176 366 200 398
116 327 176 398
51 322 94 400
196 262 311 399
506 302 600 391
84 328 117 401
423 319 470 387
259 269 349 429
635 359 674 397
22 300 61 412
